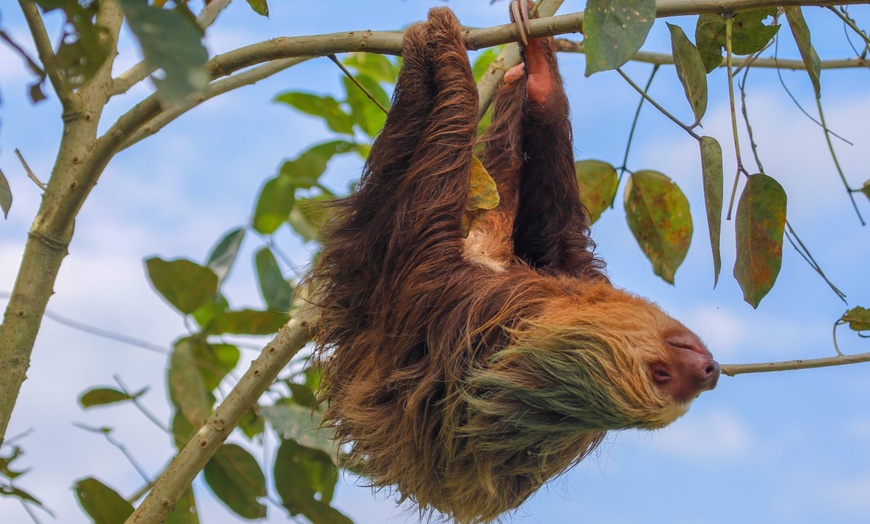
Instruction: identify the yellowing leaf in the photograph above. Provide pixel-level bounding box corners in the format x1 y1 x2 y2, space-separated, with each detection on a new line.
842 306 870 332
574 160 618 224
700 137 724 286
463 156 500 236
785 7 821 98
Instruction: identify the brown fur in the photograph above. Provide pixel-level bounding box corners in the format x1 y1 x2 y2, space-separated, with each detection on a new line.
309 8 716 523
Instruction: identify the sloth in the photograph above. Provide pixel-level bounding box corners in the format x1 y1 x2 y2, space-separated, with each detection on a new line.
310 6 719 523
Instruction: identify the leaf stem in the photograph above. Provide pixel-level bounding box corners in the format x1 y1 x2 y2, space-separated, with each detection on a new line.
725 15 748 221
616 68 699 140
815 97 865 225
327 55 388 114
614 64 659 208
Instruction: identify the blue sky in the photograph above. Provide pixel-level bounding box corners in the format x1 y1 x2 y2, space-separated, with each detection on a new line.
1 1 869 523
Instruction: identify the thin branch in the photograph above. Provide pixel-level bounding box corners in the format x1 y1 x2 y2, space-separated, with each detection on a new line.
721 350 870 376
114 376 171 434
112 0 234 96
828 5 870 47
615 64 659 204
17 0 72 106
328 55 388 114
75 423 152 482
783 222 847 302
815 96 865 225
616 68 699 139
555 38 869 70
14 149 46 190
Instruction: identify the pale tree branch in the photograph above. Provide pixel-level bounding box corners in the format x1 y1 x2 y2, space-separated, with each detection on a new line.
722 351 870 376
17 0 72 106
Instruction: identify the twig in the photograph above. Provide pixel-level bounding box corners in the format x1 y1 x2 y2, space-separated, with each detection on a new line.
614 64 659 207
721 350 870 376
114 376 170 434
815 96 865 225
17 0 71 106
328 55 388 114
74 423 151 482
13 149 46 190
828 5 870 47
616 68 699 139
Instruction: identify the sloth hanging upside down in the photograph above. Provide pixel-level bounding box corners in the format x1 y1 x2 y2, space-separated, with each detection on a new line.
309 5 719 523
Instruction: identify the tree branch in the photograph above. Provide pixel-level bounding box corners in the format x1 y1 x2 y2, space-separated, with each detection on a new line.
125 303 318 524
721 351 870 376
17 0 72 106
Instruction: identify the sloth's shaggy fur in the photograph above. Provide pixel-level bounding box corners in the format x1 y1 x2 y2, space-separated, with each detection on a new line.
310 8 710 523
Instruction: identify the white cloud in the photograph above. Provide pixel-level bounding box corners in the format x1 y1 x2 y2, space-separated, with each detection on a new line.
632 409 753 461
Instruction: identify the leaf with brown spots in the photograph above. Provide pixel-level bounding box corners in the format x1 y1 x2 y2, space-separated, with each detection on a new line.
584 0 655 76
574 159 618 224
462 156 500 236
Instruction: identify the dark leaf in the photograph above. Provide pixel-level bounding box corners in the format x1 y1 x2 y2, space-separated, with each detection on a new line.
211 309 289 335
119 0 208 104
784 7 821 98
255 248 294 311
145 258 218 314
171 410 197 449
342 53 397 84
74 478 134 524
841 306 870 332
667 23 708 124
33 0 111 86
245 0 269 17
29 79 48 103
252 176 295 234
0 485 43 506
239 409 266 439
274 439 350 524
79 387 147 408
0 168 11 219
583 0 656 76
165 488 199 524
0 446 26 479
625 170 693 284
733 173 787 308
699 137 724 286
193 343 240 392
695 10 780 73
192 293 229 329
862 180 870 201
574 159 618 224
342 75 389 137
204 444 267 519
261 403 336 463
206 228 246 284
168 338 214 427
287 382 316 408
279 140 355 189
274 92 355 135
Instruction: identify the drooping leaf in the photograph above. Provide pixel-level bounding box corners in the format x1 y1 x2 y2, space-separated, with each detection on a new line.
462 156 500 236
574 160 618 224
211 309 289 335
667 23 708 125
733 173 787 308
274 92 355 135
168 338 214 426
695 9 780 73
289 195 333 243
699 137 724 286
204 444 267 520
343 74 389 137
79 387 147 408
0 168 11 219
245 0 269 17
862 180 870 201
261 403 336 463
145 258 218 314
279 140 355 189
165 488 199 524
74 478 134 524
624 170 693 284
274 438 350 524
0 485 43 506
252 176 295 234
841 306 870 332
206 228 246 284
784 7 821 98
342 52 398 84
118 0 208 104
583 0 656 76
255 248 294 311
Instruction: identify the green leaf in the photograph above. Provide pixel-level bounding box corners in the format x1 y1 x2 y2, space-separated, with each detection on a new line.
118 0 208 104
239 409 266 440
289 195 333 243
624 170 693 284
574 160 618 224
165 488 199 524
342 53 397 84
195 343 240 392
192 293 229 329
145 258 218 314
168 338 214 426
211 309 289 335
245 0 269 17
699 137 724 286
261 403 336 463
0 168 11 219
667 23 708 125
862 180 870 201
842 306 870 332
255 248 294 311
275 92 355 135
784 7 821 98
204 444 267 520
252 176 295 234
74 478 134 524
171 410 197 449
343 75 389 137
279 140 355 189
274 439 350 524
0 485 43 506
79 387 146 408
733 173 787 308
472 47 501 82
206 228 246 284
0 446 26 479
34 0 110 87
583 0 656 76
695 10 780 73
